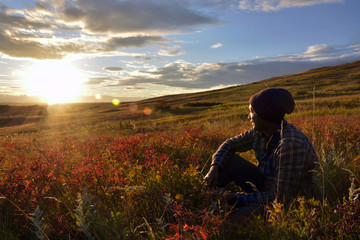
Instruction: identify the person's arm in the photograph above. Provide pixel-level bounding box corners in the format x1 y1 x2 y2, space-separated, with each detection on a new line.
211 129 255 169
233 135 313 206
203 165 220 190
204 130 255 189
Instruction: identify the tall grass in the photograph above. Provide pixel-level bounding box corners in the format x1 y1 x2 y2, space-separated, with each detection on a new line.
0 109 359 239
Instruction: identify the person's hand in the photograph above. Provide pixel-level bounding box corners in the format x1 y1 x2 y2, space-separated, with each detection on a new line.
204 165 220 190
210 188 238 206
222 190 237 206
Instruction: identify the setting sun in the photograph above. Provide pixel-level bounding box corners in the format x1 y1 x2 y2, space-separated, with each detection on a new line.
26 61 87 104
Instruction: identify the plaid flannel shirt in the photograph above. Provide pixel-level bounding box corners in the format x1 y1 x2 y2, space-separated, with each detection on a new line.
212 120 319 206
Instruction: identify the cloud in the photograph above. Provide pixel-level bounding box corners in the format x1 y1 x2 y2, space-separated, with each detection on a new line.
104 67 123 72
34 1 54 14
0 6 52 30
0 0 217 59
104 36 168 50
279 0 343 8
0 5 88 59
112 61 239 89
158 46 186 56
112 44 360 89
0 29 110 59
134 56 153 61
211 43 223 48
238 0 343 12
61 0 217 34
126 86 146 90
0 31 63 59
304 44 338 56
84 77 111 85
0 29 171 59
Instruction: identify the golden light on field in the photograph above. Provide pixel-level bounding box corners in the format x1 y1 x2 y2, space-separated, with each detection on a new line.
26 61 87 104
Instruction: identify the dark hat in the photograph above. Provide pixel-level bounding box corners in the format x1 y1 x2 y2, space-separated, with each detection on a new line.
249 88 295 124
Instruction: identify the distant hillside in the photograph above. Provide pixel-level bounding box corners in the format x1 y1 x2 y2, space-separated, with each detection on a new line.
0 60 359 130
137 60 360 107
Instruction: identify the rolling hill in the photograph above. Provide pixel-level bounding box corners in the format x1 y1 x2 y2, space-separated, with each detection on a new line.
137 60 360 106
0 60 359 131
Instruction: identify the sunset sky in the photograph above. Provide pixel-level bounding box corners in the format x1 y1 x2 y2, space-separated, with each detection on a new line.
1 0 360 103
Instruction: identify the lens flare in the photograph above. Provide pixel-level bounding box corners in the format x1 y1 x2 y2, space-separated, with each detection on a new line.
112 99 120 106
143 107 152 115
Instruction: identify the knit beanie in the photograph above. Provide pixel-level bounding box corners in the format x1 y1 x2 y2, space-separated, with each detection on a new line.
249 88 295 124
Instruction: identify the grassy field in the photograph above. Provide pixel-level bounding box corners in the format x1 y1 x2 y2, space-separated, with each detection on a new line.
0 61 359 239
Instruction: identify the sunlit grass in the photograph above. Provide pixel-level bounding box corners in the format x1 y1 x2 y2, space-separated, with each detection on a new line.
0 106 359 239
0 60 359 239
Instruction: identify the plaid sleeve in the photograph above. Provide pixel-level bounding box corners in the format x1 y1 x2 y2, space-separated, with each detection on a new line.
211 129 255 170
235 131 317 206
275 139 309 197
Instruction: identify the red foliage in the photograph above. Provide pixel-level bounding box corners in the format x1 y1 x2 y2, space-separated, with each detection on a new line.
0 115 358 238
165 202 223 240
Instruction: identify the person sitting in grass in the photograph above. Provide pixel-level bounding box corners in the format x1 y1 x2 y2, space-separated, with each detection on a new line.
204 88 319 216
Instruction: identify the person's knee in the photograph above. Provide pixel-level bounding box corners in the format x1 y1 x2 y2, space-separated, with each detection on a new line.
220 154 264 192
217 154 246 187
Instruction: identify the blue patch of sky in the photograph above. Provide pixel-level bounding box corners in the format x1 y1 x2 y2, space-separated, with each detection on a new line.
174 0 360 63
2 0 30 9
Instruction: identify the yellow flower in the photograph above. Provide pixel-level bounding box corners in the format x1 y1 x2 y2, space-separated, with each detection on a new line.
175 194 183 201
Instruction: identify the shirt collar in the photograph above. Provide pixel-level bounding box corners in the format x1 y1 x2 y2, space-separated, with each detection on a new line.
266 120 287 150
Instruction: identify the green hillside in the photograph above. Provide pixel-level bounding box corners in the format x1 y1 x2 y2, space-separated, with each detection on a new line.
131 60 360 127
0 61 359 240
0 60 359 132
138 60 360 106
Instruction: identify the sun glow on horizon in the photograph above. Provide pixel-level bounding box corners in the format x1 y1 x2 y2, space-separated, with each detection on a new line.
26 61 87 104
